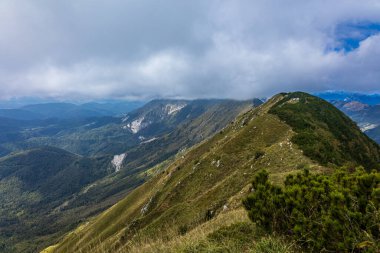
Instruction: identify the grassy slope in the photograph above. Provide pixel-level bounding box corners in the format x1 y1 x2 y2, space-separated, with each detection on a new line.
269 92 380 170
49 94 321 252
1 100 252 253
47 93 380 252
52 100 253 230
125 209 296 253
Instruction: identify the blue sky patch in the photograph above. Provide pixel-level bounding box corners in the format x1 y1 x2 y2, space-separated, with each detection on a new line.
333 21 380 52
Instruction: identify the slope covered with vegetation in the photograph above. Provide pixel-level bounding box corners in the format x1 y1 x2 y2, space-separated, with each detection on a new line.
46 92 380 253
0 99 254 253
44 99 256 235
313 92 380 145
269 92 380 170
0 147 111 252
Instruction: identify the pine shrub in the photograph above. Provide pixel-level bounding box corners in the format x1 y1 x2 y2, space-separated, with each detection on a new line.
243 168 380 252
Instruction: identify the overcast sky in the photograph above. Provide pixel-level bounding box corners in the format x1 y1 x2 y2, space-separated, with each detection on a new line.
1 0 380 100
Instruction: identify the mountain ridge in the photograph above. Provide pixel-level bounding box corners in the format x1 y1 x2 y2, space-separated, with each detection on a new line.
0 99 257 252
0 101 144 121
47 92 380 253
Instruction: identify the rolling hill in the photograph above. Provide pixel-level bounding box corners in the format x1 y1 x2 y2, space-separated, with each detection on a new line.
46 92 380 253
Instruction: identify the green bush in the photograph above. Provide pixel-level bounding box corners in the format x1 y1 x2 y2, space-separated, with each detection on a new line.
243 169 380 252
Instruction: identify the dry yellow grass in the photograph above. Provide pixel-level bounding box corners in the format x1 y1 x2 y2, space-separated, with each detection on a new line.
40 245 58 253
82 208 297 253
123 208 249 253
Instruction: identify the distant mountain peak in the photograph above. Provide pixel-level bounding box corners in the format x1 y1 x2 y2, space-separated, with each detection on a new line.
121 100 189 134
341 101 369 111
316 91 380 105
164 103 187 115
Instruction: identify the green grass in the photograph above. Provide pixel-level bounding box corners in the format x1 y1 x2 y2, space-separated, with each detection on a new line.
48 94 317 253
122 209 296 253
46 92 380 253
1 100 252 253
269 92 380 170
189 222 260 252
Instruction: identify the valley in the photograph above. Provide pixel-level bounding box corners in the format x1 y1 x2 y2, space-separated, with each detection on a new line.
0 99 255 252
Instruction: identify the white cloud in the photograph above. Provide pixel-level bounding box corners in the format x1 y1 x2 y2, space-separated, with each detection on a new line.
0 0 380 100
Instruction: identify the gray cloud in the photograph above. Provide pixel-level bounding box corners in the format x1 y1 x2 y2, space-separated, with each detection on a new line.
0 0 380 100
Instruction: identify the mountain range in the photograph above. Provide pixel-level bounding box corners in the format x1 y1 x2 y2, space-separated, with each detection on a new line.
43 92 380 253
0 92 379 252
0 98 257 252
0 101 144 120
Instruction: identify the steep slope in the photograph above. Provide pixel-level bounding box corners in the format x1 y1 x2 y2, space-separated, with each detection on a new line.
0 147 111 253
332 101 380 131
48 92 380 253
316 91 380 144
1 99 254 253
62 101 252 216
269 92 380 170
30 100 254 211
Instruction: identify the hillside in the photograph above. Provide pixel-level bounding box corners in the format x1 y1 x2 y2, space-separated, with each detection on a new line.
269 92 380 170
332 101 380 131
0 147 111 253
316 91 380 144
47 92 380 253
0 99 254 253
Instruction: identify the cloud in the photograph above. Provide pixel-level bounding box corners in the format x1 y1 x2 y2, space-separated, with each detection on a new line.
0 0 380 100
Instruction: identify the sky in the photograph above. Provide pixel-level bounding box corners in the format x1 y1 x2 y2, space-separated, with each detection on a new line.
0 0 380 101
